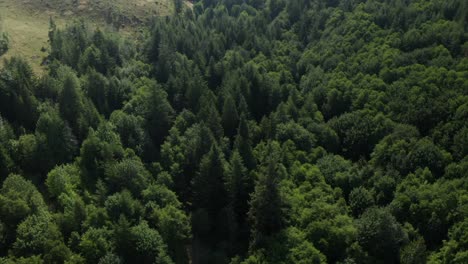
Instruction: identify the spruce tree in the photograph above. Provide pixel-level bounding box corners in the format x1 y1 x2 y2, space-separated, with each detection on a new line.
222 95 240 139
192 145 227 213
198 92 224 139
248 144 285 250
226 151 251 255
59 71 85 139
234 115 256 170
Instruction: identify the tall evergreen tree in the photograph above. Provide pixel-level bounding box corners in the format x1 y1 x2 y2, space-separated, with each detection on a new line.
234 115 256 170
82 69 109 116
192 145 227 213
0 57 39 130
58 70 87 139
124 84 174 154
225 151 251 255
198 92 224 139
248 143 285 250
35 107 77 173
191 145 230 262
222 95 239 139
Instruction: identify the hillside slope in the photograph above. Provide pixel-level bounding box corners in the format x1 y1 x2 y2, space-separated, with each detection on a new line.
0 0 175 73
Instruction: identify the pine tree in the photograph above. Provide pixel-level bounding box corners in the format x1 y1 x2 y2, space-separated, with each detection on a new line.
48 17 57 49
237 95 251 119
122 82 174 159
59 71 85 138
226 151 251 255
222 95 239 138
35 107 77 173
0 57 39 130
234 115 256 170
248 144 285 250
82 69 109 116
192 145 227 213
191 145 230 259
226 151 249 217
198 92 224 139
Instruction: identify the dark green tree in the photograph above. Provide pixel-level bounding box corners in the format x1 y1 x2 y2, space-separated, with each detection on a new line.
357 207 407 263
234 115 256 170
192 145 228 213
35 107 77 173
0 57 39 130
222 95 239 138
248 144 285 250
58 68 100 140
123 83 174 152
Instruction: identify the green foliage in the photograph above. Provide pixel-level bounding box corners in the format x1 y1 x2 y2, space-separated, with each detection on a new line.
127 221 173 264
285 163 357 262
390 169 467 248
123 81 174 152
316 154 357 196
10 134 39 175
357 207 407 263
0 174 46 226
46 164 80 198
329 110 394 160
428 218 468 264
50 24 121 74
82 69 110 116
0 57 39 130
222 95 240 138
58 67 100 140
79 122 125 187
151 205 191 263
35 106 78 172
400 238 427 264
105 190 142 221
0 116 14 176
197 92 224 139
349 187 375 217
105 156 151 196
248 143 286 250
0 255 44 264
13 212 67 260
174 0 184 14
109 110 150 157
234 115 256 170
0 16 8 55
1 0 467 262
192 145 228 212
79 227 114 263
0 32 8 56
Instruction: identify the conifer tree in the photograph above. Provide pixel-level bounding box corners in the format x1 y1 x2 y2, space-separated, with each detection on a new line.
234 115 256 170
59 71 85 138
198 92 224 139
248 143 285 250
225 151 251 255
192 145 227 213
222 95 240 139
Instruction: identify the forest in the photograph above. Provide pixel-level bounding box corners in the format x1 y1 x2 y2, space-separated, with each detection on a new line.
0 0 467 263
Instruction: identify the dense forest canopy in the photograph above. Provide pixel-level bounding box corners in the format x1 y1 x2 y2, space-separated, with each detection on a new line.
0 0 467 263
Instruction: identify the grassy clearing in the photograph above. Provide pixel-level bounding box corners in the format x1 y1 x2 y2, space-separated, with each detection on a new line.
10 0 175 24
0 2 57 74
0 0 175 75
